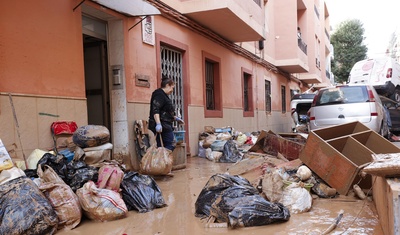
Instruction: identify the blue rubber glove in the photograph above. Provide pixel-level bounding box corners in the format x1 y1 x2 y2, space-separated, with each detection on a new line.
155 123 162 132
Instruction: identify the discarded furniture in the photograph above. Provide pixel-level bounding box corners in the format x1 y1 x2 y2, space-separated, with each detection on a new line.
299 121 399 195
249 130 305 161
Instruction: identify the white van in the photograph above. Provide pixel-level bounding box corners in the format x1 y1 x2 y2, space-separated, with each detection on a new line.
348 57 400 101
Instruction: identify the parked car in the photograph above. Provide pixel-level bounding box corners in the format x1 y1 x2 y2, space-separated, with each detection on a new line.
348 57 400 101
307 84 390 137
290 93 316 133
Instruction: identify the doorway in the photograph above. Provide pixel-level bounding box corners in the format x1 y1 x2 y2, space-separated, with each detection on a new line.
82 15 111 133
160 46 185 132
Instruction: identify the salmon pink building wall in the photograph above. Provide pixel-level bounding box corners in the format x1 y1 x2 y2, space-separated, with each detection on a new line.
0 0 85 97
273 1 298 61
0 0 332 165
0 0 87 163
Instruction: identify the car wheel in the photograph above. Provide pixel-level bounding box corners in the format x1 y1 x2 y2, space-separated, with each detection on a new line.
392 87 400 103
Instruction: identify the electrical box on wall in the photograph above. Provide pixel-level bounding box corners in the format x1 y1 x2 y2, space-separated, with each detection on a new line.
111 65 123 87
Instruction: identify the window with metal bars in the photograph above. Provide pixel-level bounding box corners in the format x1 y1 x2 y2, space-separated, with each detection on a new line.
160 46 184 131
281 85 286 113
242 69 254 117
203 52 222 118
205 60 215 110
244 74 251 111
265 80 271 113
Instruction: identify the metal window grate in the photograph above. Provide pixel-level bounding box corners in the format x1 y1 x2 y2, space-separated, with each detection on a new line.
243 73 251 111
281 85 286 113
161 46 184 131
205 60 215 110
265 80 271 113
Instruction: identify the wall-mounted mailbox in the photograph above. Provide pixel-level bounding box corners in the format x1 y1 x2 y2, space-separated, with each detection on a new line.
111 65 123 85
135 74 150 88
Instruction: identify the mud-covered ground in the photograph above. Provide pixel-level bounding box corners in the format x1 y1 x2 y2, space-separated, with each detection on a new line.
57 156 382 235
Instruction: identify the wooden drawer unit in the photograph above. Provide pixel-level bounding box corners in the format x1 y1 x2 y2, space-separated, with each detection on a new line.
300 121 398 195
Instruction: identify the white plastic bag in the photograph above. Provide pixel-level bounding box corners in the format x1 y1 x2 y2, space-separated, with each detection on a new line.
280 182 313 214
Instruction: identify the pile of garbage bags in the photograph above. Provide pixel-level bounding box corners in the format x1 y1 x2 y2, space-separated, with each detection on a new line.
197 126 258 163
0 125 167 233
195 174 290 228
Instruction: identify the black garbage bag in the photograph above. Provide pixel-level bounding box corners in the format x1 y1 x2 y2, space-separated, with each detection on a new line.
120 172 167 213
0 176 58 234
66 160 99 192
195 173 257 217
36 152 98 192
218 140 243 163
37 153 69 183
210 186 290 228
24 169 38 178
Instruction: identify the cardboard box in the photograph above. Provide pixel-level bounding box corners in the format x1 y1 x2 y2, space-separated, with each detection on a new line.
299 121 399 195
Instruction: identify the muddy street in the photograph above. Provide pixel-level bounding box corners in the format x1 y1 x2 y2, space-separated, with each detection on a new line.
56 156 382 235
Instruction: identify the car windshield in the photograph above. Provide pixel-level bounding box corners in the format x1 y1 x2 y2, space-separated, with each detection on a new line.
316 86 368 106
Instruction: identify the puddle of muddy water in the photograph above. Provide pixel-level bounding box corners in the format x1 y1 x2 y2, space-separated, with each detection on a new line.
56 157 383 235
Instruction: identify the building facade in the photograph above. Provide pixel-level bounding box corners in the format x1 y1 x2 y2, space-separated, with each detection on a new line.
0 0 332 170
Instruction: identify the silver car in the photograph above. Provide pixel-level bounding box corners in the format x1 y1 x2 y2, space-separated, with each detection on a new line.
308 84 389 136
290 93 315 133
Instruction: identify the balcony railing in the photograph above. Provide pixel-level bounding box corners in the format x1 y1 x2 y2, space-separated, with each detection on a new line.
315 58 321 69
314 5 319 19
253 0 261 7
325 28 330 40
326 70 331 79
298 38 308 55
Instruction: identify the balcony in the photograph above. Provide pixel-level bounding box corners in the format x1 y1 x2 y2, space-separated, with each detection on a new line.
170 0 265 42
297 73 322 84
273 0 309 73
274 35 309 74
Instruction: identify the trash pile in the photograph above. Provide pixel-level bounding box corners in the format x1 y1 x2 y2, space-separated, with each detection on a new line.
197 126 257 162
195 174 290 228
194 126 375 229
0 124 167 234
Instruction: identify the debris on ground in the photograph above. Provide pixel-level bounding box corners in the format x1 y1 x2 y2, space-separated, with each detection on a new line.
362 153 400 177
195 173 290 228
0 124 170 233
321 209 344 235
194 123 393 229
